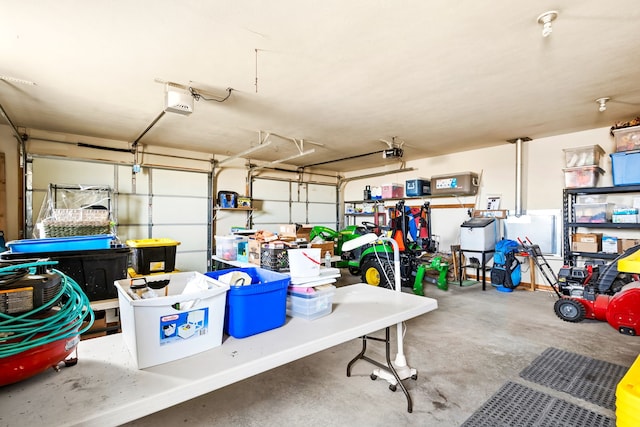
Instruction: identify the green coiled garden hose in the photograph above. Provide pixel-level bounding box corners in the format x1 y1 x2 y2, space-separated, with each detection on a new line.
0 261 95 358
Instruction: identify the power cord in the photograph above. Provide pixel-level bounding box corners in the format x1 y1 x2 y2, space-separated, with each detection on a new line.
189 87 233 103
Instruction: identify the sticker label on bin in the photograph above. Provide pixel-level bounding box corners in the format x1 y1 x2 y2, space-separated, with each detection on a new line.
436 177 457 189
150 261 166 272
159 308 209 344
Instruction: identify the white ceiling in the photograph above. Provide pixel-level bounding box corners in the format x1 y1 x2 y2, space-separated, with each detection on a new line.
2 1 640 172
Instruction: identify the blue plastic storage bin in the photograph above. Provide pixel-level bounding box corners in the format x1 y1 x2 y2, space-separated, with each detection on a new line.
6 234 114 253
611 151 640 186
205 267 290 338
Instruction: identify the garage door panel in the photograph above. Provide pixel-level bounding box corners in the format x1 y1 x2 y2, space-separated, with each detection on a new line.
32 158 113 189
118 165 149 193
308 203 336 223
152 225 207 251
308 183 336 203
252 200 289 225
152 197 208 223
291 202 306 223
116 225 148 242
116 194 149 224
253 180 289 201
153 169 208 196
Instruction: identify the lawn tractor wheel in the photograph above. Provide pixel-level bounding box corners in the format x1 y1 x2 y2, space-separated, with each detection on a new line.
348 266 361 276
361 258 395 289
554 298 586 323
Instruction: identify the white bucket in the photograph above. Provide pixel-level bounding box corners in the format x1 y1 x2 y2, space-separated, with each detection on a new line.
287 248 321 278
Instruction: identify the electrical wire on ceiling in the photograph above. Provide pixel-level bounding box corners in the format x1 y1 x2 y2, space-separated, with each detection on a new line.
188 87 233 103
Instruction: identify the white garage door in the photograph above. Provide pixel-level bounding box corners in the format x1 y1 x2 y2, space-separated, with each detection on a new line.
250 177 337 232
28 156 211 273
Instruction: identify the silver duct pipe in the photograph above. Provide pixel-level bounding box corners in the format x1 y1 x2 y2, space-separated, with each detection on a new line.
515 138 523 217
507 137 531 217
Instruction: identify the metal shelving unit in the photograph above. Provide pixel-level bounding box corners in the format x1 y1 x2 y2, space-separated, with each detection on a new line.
563 184 640 265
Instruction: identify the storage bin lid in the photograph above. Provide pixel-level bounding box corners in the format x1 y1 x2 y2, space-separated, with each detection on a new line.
126 238 180 248
461 218 495 228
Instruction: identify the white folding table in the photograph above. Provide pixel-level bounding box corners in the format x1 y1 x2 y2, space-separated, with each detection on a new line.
1 284 437 427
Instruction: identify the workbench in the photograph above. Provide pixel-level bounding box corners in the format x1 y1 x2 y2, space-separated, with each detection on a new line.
0 284 437 427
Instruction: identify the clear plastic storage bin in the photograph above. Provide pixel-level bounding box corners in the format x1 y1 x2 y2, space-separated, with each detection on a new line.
286 285 335 320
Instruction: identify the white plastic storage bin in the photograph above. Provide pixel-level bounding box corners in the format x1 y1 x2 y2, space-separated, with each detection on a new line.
286 285 335 320
115 272 229 369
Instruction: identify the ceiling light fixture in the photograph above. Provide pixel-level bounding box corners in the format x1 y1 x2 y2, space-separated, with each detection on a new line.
537 10 558 37
595 97 610 112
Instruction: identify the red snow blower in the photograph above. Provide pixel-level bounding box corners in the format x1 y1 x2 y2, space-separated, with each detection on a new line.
520 238 640 336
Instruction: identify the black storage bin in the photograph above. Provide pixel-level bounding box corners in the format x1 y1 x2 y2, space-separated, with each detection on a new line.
0 247 130 301
130 245 177 275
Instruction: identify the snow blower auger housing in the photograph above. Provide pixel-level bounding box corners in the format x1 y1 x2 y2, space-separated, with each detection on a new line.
553 245 640 335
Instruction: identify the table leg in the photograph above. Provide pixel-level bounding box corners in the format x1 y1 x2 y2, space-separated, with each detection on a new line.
346 328 414 413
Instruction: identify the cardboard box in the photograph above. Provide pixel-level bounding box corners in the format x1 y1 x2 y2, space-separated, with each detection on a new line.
311 241 335 257
296 225 314 241
248 239 262 265
278 224 297 239
602 235 622 254
621 239 640 252
571 233 602 252
115 272 229 369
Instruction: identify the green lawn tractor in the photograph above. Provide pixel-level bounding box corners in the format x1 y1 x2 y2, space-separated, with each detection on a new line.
340 201 449 295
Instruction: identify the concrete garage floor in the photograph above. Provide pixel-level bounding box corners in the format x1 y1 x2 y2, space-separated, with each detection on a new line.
125 273 640 427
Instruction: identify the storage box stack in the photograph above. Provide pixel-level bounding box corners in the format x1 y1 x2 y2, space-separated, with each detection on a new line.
611 125 640 186
562 145 605 188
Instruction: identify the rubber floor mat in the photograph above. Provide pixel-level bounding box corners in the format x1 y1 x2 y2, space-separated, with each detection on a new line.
461 381 614 427
519 347 628 410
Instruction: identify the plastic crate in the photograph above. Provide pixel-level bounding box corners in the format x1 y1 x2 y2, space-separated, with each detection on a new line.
287 285 335 320
115 272 229 369
6 234 114 253
205 267 290 338
126 238 180 275
611 151 640 186
1 247 130 300
260 245 289 272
